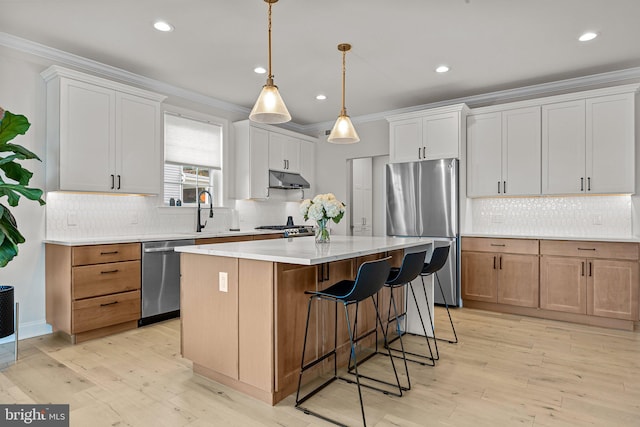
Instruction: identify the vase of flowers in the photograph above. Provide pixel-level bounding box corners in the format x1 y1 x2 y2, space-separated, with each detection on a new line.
300 193 345 244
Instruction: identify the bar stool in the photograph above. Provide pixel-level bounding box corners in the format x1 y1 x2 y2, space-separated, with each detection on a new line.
383 250 439 368
420 245 458 344
295 257 401 427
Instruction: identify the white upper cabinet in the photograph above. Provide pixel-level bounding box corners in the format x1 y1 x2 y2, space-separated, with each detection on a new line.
467 107 541 197
586 93 635 194
268 133 300 173
542 92 635 195
42 66 165 194
234 123 270 200
387 104 468 163
234 120 317 200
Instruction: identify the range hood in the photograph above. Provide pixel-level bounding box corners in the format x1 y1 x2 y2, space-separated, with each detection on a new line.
269 170 310 189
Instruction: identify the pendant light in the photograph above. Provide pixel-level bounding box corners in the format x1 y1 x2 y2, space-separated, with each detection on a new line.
327 43 359 144
249 0 291 124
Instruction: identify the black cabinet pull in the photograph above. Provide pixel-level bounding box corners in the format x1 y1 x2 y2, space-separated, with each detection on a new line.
587 177 591 191
503 181 507 194
418 147 421 159
493 256 496 269
110 174 115 189
499 256 502 270
117 175 121 190
578 248 596 251
588 261 592 277
100 251 119 255
581 261 585 276
100 301 118 307
498 181 501 194
490 243 506 247
580 177 584 191
423 147 426 159
100 269 119 274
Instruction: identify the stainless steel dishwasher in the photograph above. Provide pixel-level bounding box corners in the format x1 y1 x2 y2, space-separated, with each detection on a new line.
140 239 195 326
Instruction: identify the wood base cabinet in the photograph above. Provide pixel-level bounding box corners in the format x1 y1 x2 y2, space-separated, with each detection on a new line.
462 238 539 308
46 243 141 343
540 240 639 321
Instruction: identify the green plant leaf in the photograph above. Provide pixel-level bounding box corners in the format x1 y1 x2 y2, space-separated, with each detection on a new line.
0 143 41 161
0 203 23 267
0 183 45 206
1 161 33 185
0 154 19 166
0 111 30 145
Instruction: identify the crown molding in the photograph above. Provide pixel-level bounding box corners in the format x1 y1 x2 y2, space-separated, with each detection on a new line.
301 66 640 135
3 31 640 136
0 32 250 116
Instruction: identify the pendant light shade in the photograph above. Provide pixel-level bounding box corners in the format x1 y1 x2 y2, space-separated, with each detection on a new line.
250 0 291 124
328 43 359 144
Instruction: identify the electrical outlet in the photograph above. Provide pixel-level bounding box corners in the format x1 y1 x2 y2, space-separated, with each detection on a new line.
592 214 603 225
219 272 228 293
491 214 505 223
67 213 77 226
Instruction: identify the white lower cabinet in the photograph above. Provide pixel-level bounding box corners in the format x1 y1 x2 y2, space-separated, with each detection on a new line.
42 66 165 194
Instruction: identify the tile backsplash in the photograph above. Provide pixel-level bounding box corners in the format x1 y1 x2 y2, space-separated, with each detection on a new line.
471 195 632 237
45 191 311 240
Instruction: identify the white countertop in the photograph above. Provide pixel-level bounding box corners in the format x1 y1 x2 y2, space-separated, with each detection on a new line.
43 229 283 246
461 233 640 243
175 235 433 265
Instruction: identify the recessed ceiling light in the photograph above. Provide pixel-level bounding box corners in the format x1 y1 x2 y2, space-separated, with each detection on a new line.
254 66 267 74
316 94 327 100
436 65 450 73
153 21 174 32
578 32 597 42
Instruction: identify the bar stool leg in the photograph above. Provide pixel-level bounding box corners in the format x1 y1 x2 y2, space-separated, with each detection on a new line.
407 282 438 363
434 272 458 344
344 302 367 427
387 288 411 389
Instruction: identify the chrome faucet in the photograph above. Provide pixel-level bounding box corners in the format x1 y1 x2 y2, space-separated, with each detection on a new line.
196 190 214 232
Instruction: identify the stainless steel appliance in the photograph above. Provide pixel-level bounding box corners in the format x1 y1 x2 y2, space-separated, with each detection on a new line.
386 158 461 306
140 239 195 326
255 224 314 237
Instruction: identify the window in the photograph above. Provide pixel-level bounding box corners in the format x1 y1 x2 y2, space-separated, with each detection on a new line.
163 112 223 206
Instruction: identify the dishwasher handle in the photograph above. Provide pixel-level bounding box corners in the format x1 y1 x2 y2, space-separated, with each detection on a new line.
143 247 178 254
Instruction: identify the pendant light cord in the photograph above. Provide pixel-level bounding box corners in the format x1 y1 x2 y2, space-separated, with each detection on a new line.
267 2 273 81
341 49 346 116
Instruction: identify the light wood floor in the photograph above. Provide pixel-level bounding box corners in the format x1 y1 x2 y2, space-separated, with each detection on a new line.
1 307 639 426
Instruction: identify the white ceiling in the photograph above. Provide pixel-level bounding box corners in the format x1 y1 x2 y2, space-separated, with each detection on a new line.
2 0 640 126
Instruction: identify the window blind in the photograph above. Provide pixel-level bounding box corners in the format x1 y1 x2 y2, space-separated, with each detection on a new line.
164 113 222 169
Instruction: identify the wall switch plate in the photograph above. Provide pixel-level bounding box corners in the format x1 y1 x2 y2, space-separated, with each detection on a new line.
219 272 228 293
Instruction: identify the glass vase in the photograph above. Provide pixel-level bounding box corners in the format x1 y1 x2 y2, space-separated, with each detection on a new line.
315 218 330 244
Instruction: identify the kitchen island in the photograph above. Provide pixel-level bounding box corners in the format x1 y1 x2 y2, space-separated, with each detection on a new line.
176 235 432 405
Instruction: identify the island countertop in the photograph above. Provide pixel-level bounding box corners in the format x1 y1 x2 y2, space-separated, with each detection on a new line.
175 235 432 265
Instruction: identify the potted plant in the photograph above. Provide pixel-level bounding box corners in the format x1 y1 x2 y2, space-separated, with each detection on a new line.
0 107 45 268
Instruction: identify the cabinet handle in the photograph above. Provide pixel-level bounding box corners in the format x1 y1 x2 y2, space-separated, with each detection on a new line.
490 243 506 247
100 251 119 255
577 248 596 251
497 181 501 194
110 174 115 190
418 147 421 159
499 255 502 270
503 181 506 194
581 261 585 276
580 177 584 191
423 147 426 159
587 177 591 191
100 301 119 307
588 261 592 277
100 269 119 274
493 256 496 269
117 175 121 190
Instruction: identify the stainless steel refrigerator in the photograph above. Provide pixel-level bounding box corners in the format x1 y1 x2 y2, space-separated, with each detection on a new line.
386 158 461 306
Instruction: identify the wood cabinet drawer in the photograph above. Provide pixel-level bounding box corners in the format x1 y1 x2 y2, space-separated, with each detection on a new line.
462 237 539 255
540 240 639 260
72 243 140 266
72 290 140 334
72 260 140 300
196 235 254 245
